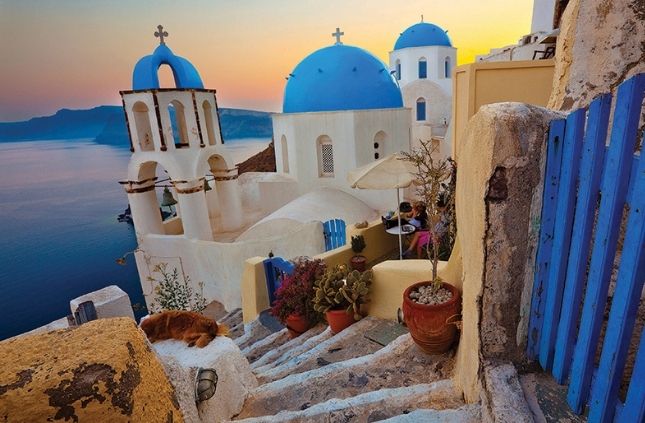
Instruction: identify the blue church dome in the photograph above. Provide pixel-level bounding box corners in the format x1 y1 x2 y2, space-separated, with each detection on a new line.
132 43 204 90
283 44 403 113
394 22 452 50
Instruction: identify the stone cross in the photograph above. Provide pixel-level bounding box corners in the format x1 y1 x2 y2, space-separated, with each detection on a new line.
155 25 169 45
332 27 344 45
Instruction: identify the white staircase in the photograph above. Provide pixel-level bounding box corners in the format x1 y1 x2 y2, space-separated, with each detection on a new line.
215 309 481 422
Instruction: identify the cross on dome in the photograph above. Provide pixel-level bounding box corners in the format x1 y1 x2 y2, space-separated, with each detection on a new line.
154 25 169 45
332 27 344 45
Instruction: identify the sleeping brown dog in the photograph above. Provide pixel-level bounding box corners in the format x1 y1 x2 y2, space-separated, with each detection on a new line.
140 310 228 348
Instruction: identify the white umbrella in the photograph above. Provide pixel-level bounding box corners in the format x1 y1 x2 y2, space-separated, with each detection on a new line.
347 153 416 259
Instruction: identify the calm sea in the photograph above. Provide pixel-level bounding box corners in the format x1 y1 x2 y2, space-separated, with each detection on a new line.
0 138 268 340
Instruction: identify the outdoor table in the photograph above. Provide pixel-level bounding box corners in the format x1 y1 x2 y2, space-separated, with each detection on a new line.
386 224 416 236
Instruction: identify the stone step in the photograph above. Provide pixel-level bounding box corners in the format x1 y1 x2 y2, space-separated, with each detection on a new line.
252 324 331 372
237 334 454 419
379 405 481 422
231 380 463 422
219 308 243 328
255 317 392 384
242 329 292 364
235 319 275 350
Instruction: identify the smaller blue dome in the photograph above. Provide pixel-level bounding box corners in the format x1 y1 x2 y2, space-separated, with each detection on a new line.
394 22 451 50
132 44 204 90
283 44 403 113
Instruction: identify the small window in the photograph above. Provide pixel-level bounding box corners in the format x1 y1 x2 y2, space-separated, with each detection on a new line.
444 57 451 78
317 135 334 177
418 58 427 79
395 60 401 81
373 131 386 161
132 101 153 151
416 98 426 121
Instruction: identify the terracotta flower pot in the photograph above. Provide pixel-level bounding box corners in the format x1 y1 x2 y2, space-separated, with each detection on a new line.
402 281 461 354
326 309 356 334
285 313 311 338
350 255 367 272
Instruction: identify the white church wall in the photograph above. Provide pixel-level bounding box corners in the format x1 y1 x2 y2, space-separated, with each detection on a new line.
352 108 411 166
402 79 451 155
389 45 456 92
137 222 325 311
272 108 411 211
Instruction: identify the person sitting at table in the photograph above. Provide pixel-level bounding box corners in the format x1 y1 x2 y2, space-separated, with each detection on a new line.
403 202 429 257
408 201 427 229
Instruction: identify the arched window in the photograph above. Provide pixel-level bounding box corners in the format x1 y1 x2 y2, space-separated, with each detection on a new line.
316 135 334 177
416 98 426 121
395 60 401 81
444 57 451 78
373 131 386 160
157 64 176 88
418 58 427 79
202 100 216 145
281 135 289 173
132 102 154 151
168 100 189 148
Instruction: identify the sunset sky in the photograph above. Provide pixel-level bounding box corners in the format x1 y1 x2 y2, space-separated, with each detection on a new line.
0 0 534 121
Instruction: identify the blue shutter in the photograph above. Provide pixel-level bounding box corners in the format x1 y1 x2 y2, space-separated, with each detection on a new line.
444 59 450 78
396 63 401 80
418 61 427 79
416 100 426 121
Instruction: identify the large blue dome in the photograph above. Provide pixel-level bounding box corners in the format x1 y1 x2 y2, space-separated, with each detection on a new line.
283 44 403 114
394 22 452 50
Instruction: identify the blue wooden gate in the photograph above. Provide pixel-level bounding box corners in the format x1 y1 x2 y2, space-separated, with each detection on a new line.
263 256 295 306
528 73 644 422
323 219 346 251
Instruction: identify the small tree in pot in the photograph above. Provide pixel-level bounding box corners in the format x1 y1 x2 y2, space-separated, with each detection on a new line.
349 235 367 271
401 139 460 353
271 259 325 337
312 264 372 334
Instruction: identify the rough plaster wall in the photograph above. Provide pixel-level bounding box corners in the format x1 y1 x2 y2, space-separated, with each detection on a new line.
480 105 559 365
454 102 560 402
548 0 645 111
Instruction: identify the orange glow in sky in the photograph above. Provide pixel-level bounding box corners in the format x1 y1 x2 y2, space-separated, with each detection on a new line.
0 0 534 121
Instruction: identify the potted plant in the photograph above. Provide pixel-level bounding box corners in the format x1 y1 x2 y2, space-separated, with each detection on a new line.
401 139 460 354
349 235 367 271
313 264 372 334
271 259 325 337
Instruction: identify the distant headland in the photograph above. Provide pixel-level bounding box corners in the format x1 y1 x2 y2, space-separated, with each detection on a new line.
0 105 274 146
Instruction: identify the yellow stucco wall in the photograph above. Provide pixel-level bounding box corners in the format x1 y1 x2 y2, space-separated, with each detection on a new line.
452 60 555 160
241 219 400 323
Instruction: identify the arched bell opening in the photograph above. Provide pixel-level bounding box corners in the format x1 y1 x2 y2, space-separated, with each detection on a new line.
168 100 190 149
132 102 154 152
130 161 183 236
202 100 217 146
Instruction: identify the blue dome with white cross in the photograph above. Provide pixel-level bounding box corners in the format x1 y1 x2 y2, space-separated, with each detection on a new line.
283 37 403 113
132 26 204 90
394 22 452 50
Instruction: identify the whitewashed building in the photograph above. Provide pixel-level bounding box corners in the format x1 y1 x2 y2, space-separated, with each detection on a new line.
388 20 456 157
272 29 411 211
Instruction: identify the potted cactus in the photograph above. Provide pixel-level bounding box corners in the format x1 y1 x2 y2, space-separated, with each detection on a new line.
313 264 372 334
349 235 367 271
271 259 325 337
401 139 460 354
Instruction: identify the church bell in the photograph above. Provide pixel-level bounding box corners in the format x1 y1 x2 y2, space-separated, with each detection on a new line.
161 187 178 208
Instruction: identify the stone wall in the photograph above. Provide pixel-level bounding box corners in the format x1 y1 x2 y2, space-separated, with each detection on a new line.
0 318 183 422
453 102 561 402
548 0 645 111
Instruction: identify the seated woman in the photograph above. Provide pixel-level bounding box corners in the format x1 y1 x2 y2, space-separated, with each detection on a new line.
403 202 429 257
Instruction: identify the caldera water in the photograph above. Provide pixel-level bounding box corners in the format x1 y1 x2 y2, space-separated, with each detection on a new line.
0 138 268 339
